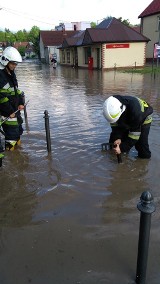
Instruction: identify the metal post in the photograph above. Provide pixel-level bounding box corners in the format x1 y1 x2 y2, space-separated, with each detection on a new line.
157 17 160 67
24 102 27 120
101 142 122 163
44 110 51 152
152 44 155 75
22 93 27 120
136 191 156 284
135 62 136 69
117 153 122 163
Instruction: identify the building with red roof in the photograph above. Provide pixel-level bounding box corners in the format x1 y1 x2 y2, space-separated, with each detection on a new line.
39 30 78 64
138 0 160 60
58 17 149 70
40 17 150 70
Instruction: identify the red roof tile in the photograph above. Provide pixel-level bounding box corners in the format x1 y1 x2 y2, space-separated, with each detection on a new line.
82 18 149 45
13 42 28 48
62 31 85 47
138 0 160 18
40 30 78 46
132 26 140 33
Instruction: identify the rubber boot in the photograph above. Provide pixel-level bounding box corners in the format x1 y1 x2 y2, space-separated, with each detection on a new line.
0 153 4 167
5 141 16 151
0 137 4 152
16 139 21 146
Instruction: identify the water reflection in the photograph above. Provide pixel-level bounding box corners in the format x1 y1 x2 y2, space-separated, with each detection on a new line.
0 150 36 227
102 158 151 224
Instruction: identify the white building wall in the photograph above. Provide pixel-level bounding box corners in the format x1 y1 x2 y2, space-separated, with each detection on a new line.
102 42 146 69
71 21 91 30
79 22 91 30
56 21 91 31
63 23 73 30
77 45 101 68
39 35 45 60
49 47 59 62
78 47 85 67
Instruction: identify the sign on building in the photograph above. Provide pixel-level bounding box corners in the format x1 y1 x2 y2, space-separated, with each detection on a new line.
154 43 160 58
106 43 130 49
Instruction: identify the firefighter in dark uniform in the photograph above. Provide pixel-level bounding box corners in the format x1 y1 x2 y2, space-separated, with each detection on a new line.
0 46 24 151
103 95 153 159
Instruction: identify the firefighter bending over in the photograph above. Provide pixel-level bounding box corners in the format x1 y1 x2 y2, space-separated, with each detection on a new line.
103 95 153 159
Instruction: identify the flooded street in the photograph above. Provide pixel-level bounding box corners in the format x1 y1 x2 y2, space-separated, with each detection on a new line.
0 62 160 284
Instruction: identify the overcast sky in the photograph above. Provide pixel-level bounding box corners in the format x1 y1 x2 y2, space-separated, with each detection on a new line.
0 0 152 32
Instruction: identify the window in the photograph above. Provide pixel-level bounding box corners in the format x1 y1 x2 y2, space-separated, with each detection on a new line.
62 51 65 63
156 16 160 43
67 50 70 63
156 16 160 32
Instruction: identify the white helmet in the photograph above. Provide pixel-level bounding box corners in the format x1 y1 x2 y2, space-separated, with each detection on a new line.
0 46 22 69
103 96 126 123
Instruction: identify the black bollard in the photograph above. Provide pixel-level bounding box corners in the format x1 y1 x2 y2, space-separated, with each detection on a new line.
44 110 51 152
117 153 122 163
22 93 28 120
24 103 27 120
136 191 156 284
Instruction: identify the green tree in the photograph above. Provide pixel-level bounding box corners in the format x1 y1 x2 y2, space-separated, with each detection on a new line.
5 31 16 45
0 31 5 41
15 30 28 42
117 17 130 26
28 26 39 42
91 22 96 28
28 26 40 56
5 28 11 33
0 26 39 55
18 46 26 57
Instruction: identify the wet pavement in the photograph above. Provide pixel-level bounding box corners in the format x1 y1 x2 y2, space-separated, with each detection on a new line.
0 62 160 283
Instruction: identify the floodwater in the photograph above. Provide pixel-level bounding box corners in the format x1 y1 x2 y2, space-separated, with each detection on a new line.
0 62 160 284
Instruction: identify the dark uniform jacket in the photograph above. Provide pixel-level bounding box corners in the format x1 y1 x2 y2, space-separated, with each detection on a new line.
109 95 153 153
0 68 24 117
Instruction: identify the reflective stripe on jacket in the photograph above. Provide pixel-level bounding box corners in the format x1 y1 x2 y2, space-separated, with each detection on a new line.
109 95 153 153
0 69 24 122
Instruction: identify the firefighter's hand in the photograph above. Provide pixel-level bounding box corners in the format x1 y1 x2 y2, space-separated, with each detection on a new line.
113 144 121 155
10 113 15 118
18 105 24 110
114 139 121 146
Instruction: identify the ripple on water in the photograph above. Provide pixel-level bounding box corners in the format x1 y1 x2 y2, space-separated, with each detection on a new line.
1 63 159 225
